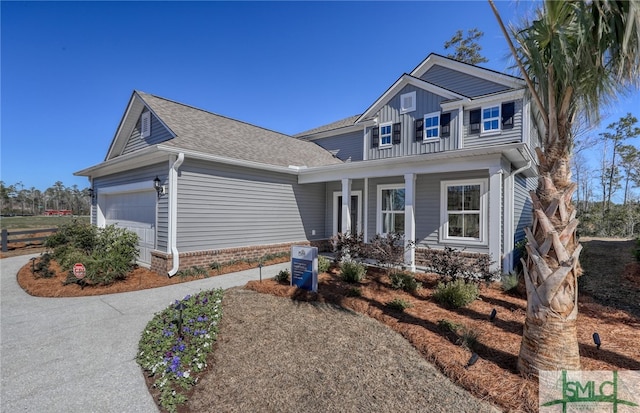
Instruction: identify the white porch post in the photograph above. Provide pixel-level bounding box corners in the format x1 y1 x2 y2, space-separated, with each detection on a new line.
341 178 352 235
404 173 416 272
489 166 504 273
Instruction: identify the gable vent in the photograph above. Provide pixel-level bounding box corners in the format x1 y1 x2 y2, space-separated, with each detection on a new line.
141 111 151 138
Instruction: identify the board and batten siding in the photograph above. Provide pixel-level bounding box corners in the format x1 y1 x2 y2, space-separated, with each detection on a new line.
122 110 173 155
463 100 524 149
366 85 459 160
313 131 363 162
176 159 326 252
420 64 509 97
92 163 169 250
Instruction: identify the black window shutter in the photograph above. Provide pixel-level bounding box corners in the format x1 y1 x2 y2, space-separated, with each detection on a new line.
440 112 451 137
392 122 401 144
372 127 379 148
502 102 515 129
469 109 481 134
415 118 424 141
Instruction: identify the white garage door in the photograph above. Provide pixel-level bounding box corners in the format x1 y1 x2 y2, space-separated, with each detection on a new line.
103 191 156 265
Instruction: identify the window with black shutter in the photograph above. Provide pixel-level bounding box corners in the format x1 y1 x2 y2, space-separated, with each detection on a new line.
502 102 515 129
440 112 451 137
392 122 401 144
372 127 379 148
415 118 424 141
469 109 481 134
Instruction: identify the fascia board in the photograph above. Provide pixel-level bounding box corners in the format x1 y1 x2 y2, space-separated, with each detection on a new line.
410 53 526 89
355 75 465 124
301 120 376 141
75 146 169 178
105 91 139 161
297 143 530 184
468 89 526 106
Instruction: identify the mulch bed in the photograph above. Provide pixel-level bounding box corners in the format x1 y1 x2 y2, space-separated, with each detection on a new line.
245 267 640 413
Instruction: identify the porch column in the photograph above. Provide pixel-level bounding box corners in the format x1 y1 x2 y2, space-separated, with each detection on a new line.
502 166 514 272
341 178 352 235
404 173 416 272
489 166 504 273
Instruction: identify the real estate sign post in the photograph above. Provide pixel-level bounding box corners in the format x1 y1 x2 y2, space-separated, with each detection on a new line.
291 246 318 292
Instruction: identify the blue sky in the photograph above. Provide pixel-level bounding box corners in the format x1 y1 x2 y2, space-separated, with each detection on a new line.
2 1 639 192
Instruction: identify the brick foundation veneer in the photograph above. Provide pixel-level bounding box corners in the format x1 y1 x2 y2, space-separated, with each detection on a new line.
150 239 330 276
414 247 490 270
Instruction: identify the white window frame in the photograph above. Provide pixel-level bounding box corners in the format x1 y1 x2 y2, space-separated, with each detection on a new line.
379 122 393 147
481 105 501 135
400 91 416 114
377 184 405 236
141 111 151 138
423 111 440 141
440 179 488 245
332 191 362 236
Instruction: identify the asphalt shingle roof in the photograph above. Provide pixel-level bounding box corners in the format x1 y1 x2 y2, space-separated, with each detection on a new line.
294 114 361 138
138 92 342 168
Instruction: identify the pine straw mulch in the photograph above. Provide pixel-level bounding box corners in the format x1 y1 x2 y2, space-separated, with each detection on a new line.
244 266 640 413
16 255 290 297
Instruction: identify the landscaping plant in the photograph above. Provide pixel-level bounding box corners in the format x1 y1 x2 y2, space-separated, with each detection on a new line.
137 289 224 413
331 232 366 262
274 269 290 283
389 271 422 293
318 255 331 273
386 297 413 312
432 279 479 308
340 260 366 283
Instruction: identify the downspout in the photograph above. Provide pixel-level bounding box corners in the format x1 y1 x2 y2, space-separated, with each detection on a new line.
167 153 185 277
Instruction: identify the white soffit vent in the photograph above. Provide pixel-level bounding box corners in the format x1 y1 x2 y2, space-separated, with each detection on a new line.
141 111 151 138
400 91 416 114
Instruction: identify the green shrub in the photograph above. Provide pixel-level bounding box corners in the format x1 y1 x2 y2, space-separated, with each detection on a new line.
437 318 462 333
500 272 519 292
274 269 290 283
318 255 331 273
33 253 55 278
432 279 479 308
346 287 362 297
340 260 366 283
635 238 640 261
45 220 96 254
390 271 422 293
386 297 413 312
437 319 478 350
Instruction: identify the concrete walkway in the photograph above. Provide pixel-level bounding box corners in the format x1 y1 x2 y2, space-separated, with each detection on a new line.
0 254 289 413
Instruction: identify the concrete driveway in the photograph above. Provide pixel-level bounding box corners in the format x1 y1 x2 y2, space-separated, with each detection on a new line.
0 254 289 412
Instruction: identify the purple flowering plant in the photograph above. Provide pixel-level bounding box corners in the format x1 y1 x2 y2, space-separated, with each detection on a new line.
136 288 223 413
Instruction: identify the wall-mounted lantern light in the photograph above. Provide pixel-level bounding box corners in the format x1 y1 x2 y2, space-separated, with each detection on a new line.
87 188 95 201
154 176 166 198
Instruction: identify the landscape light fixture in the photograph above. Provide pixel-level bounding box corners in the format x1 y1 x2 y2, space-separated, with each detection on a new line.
593 332 601 349
87 188 95 200
465 353 479 369
175 301 187 338
489 308 497 322
153 176 166 198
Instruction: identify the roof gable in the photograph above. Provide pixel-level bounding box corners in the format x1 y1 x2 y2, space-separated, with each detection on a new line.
410 53 525 91
355 74 466 124
107 91 342 169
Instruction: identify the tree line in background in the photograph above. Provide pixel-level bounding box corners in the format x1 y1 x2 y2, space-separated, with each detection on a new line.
0 181 91 216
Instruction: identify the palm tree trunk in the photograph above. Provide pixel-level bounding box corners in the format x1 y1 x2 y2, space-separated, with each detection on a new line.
518 150 582 376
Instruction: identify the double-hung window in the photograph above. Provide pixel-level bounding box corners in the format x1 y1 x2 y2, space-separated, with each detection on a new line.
441 179 486 243
380 123 392 146
482 105 500 134
424 112 440 140
378 184 405 235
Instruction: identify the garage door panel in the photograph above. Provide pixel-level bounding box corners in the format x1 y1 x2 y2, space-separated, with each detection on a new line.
103 191 156 265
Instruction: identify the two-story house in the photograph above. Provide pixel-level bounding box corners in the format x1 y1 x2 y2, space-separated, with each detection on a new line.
75 53 539 276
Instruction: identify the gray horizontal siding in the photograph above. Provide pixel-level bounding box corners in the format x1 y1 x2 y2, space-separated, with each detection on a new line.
420 64 509 97
324 180 365 236
366 85 458 160
176 160 326 252
313 130 363 162
463 100 523 148
122 110 173 155
93 163 169 250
